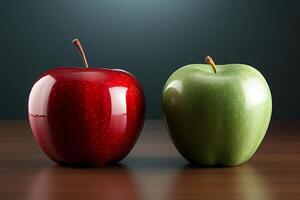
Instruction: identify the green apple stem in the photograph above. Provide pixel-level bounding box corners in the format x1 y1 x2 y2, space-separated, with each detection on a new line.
205 56 218 74
72 38 89 68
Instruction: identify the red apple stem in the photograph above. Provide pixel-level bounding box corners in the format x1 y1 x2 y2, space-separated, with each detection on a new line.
205 56 218 74
72 38 89 68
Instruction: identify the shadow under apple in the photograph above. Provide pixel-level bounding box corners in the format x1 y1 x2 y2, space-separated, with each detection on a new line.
25 164 140 200
167 164 272 200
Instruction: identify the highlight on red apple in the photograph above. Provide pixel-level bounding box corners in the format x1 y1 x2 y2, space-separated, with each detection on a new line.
28 38 145 166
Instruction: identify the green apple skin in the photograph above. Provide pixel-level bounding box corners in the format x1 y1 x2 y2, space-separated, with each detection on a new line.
162 63 272 166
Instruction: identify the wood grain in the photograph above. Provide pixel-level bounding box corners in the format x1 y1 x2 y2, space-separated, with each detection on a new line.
0 120 299 200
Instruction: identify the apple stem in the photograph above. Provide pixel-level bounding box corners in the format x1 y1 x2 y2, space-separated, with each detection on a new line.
72 38 89 68
205 56 218 74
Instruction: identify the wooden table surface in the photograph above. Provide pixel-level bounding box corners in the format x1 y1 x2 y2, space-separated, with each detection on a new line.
0 120 299 200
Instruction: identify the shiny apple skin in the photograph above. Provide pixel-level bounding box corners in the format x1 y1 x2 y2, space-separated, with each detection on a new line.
28 67 145 166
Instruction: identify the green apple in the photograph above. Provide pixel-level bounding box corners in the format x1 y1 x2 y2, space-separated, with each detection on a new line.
162 56 272 166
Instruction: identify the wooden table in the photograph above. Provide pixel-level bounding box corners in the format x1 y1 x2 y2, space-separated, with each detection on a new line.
0 120 299 200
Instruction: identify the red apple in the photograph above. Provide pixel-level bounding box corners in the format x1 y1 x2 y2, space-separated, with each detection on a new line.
28 39 145 166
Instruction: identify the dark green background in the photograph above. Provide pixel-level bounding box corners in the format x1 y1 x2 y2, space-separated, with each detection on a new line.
0 0 299 119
